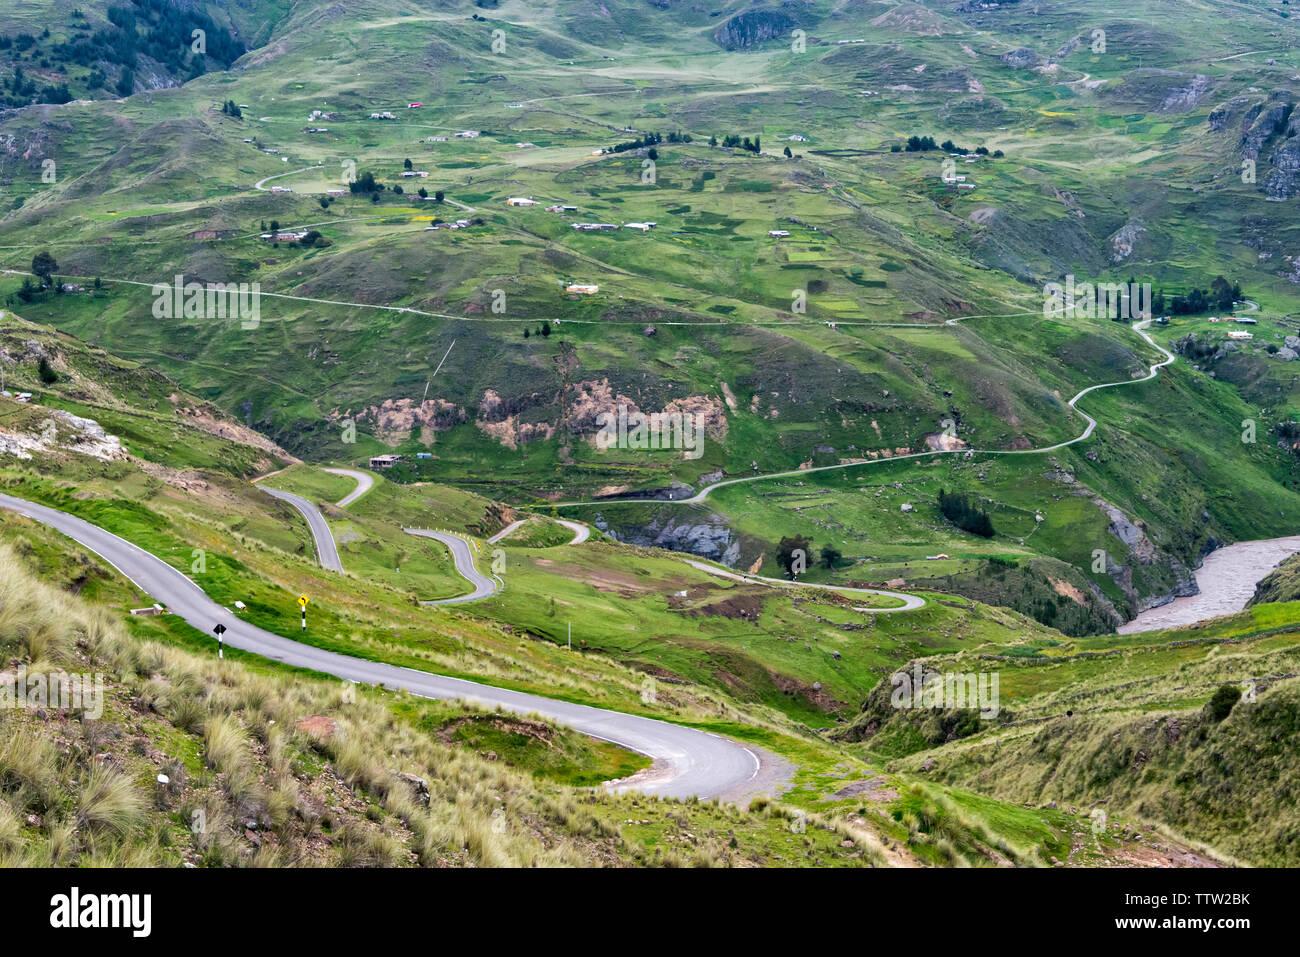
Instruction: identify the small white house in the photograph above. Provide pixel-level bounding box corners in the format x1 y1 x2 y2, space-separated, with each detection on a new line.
565 283 599 294
507 197 539 206
456 130 480 138
768 229 790 238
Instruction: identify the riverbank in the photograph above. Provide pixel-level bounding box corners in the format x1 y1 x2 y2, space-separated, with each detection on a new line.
1118 534 1300 633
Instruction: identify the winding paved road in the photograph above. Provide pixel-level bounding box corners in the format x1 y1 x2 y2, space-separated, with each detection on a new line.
683 560 926 611
0 493 779 801
404 528 501 603
322 467 374 508
253 164 324 191
551 320 1174 508
556 519 591 544
487 519 527 544
260 487 343 573
489 517 590 545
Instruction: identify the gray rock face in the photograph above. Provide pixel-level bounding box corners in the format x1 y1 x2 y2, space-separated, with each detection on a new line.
713 10 797 50
1108 222 1146 263
1240 99 1293 159
1000 47 1042 69
1159 74 1210 113
1209 95 1256 133
1264 135 1300 199
608 516 741 566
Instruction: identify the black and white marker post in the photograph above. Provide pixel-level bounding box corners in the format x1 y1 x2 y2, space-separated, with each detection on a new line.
298 593 309 632
213 622 226 660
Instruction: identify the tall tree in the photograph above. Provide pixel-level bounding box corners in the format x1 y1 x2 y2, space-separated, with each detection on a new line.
31 250 58 288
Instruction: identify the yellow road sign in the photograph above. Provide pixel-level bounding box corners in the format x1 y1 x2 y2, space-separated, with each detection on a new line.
298 594 309 607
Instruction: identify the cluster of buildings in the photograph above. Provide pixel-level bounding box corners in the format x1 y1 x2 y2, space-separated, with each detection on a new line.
401 170 430 178
370 111 397 120
369 453 432 468
546 204 578 213
425 219 472 231
565 283 599 294
261 230 308 242
456 130 480 138
570 222 656 232
507 197 539 206
1208 316 1257 324
768 229 790 238
270 185 294 193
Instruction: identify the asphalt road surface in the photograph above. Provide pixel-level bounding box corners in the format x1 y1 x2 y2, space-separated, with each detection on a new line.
261 487 344 572
555 519 591 544
0 493 783 801
321 467 374 508
486 519 526 544
683 559 927 611
404 528 500 603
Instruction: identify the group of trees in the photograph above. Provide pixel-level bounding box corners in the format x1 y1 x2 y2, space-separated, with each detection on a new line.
8 251 60 305
1152 276 1243 316
1 2 245 106
893 136 1003 157
774 535 844 578
349 171 385 195
712 134 761 153
938 489 996 538
522 321 552 339
219 100 242 118
604 131 692 154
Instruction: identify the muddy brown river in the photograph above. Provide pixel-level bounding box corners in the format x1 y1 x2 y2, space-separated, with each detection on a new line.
1118 534 1300 634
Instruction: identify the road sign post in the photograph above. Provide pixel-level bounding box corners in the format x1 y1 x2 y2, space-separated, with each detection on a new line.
213 622 226 660
298 593 309 631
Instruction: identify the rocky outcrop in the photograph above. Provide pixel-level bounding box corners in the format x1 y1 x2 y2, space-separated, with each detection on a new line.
605 514 741 565
1000 47 1042 69
1108 222 1146 263
1263 134 1300 200
350 397 467 445
713 9 797 50
1239 97 1293 159
1158 74 1210 113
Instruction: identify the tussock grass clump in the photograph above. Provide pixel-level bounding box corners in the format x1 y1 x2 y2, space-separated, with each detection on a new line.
76 762 146 837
